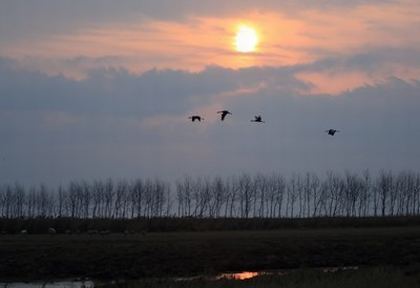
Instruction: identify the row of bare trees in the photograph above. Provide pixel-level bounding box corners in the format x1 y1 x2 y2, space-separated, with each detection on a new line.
0 179 170 219
1 171 420 219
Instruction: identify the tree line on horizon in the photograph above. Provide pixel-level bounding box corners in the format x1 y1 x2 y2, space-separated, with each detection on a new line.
0 170 419 219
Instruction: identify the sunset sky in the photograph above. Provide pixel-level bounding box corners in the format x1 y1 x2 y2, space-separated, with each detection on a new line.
1 0 419 185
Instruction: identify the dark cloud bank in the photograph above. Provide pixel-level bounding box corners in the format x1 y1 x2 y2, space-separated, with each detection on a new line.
0 57 419 185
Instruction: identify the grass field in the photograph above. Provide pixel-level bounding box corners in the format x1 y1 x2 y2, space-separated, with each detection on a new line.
1 226 420 281
3 216 420 234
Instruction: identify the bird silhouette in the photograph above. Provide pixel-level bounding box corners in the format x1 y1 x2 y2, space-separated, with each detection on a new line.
251 115 265 123
217 110 232 121
326 129 339 136
188 115 203 122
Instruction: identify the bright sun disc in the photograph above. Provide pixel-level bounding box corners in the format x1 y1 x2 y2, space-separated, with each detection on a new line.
235 26 258 53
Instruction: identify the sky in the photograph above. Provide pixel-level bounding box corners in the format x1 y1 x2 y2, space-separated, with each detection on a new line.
0 0 419 185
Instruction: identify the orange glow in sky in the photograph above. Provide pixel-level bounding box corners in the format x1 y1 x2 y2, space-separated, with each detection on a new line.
1 1 418 93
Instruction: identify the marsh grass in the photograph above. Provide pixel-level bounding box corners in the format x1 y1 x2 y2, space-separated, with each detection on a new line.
1 227 420 280
2 216 420 234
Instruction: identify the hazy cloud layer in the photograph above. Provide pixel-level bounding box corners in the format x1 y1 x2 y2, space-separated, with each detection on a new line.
1 0 419 85
0 0 394 41
1 57 419 185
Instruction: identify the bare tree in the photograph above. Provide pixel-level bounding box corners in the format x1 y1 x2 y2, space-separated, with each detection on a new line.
286 174 299 218
376 171 393 217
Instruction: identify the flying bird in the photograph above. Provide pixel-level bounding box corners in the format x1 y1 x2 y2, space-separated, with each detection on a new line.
251 115 265 123
326 129 339 136
217 110 232 121
188 115 203 122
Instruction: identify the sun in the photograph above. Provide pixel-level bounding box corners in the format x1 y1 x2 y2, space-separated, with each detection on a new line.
234 25 259 53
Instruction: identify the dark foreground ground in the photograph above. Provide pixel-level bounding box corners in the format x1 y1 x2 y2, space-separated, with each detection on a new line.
1 225 420 281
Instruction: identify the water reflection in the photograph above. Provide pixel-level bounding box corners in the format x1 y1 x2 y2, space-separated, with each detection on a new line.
322 266 359 273
2 266 359 287
0 281 94 288
217 271 261 280
175 266 358 282
175 271 271 282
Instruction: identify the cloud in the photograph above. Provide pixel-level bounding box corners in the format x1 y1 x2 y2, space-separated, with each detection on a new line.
2 0 418 81
0 57 419 185
0 0 394 42
0 58 308 117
